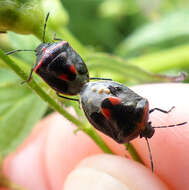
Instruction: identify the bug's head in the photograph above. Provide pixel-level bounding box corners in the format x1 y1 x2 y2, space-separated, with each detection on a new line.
140 122 155 139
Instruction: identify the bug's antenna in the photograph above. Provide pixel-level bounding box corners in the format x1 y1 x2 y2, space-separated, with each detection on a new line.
43 12 50 43
145 137 154 172
153 121 187 129
6 49 35 55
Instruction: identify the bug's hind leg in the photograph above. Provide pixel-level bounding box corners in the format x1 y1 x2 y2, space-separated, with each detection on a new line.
56 92 79 102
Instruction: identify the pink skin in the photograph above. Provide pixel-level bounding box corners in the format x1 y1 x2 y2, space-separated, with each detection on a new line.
2 83 189 190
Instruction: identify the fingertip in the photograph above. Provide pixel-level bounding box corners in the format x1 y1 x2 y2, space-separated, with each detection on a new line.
2 111 103 190
64 154 169 190
44 112 103 189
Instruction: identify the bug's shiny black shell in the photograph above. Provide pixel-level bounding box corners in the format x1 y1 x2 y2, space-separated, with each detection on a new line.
80 81 153 143
34 41 89 95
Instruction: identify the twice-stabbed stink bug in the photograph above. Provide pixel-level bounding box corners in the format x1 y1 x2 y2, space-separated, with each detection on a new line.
5 12 187 172
80 81 187 171
6 13 89 101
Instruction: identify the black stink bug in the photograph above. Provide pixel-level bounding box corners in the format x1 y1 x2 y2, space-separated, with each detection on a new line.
6 13 89 101
80 81 187 171
33 39 89 97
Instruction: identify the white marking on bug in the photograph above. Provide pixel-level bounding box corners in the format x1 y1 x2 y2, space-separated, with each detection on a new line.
104 88 110 94
98 88 104 94
92 87 97 92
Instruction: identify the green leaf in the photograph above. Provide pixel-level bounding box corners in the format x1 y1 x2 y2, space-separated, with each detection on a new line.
116 10 189 57
129 44 189 73
0 68 47 156
86 53 184 84
8 32 40 51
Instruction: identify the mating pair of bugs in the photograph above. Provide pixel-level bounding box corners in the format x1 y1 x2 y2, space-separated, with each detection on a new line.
6 13 187 172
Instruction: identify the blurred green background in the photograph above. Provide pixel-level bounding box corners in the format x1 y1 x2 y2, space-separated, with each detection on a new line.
63 0 189 76
0 0 189 157
64 0 189 56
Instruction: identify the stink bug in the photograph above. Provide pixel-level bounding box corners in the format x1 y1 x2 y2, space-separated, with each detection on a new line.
33 39 89 96
6 12 89 101
80 81 187 171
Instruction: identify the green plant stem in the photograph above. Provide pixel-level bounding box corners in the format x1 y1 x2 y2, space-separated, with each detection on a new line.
83 126 113 154
125 143 144 164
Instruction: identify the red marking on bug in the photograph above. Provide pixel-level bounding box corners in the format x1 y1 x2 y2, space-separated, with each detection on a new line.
42 47 46 51
59 74 68 81
34 41 66 72
69 64 77 74
101 108 112 120
109 97 121 105
137 100 149 130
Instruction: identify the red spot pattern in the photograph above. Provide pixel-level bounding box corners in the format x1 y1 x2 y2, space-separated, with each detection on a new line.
69 64 77 74
58 74 68 81
109 97 121 105
101 108 112 120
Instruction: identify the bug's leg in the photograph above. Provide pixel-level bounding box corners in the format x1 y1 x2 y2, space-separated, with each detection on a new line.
145 137 154 172
56 92 79 102
5 48 36 84
53 32 63 41
6 49 35 55
21 61 39 84
21 68 34 84
90 77 112 81
149 106 175 114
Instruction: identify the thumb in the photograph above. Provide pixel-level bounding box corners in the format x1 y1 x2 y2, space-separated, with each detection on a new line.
64 154 169 190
